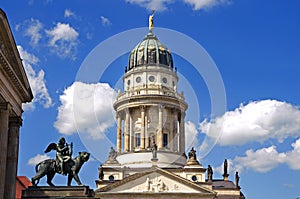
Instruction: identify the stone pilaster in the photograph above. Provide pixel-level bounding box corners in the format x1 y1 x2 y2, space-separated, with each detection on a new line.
0 102 10 199
116 113 122 153
157 105 163 149
124 110 130 152
169 110 174 151
173 110 178 152
140 106 145 149
179 112 186 154
5 116 22 199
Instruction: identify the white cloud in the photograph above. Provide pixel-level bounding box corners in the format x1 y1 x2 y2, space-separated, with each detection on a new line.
214 138 300 174
200 100 300 146
234 146 286 173
24 18 43 46
64 9 75 18
126 0 173 11
183 0 231 10
17 46 53 111
100 16 112 26
54 82 117 139
28 154 51 166
214 146 286 174
286 138 300 170
45 22 79 59
185 121 199 149
126 0 230 11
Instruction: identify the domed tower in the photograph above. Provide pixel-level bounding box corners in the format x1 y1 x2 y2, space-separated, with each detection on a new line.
113 19 188 168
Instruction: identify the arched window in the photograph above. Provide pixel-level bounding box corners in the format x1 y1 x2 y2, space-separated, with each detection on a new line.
109 175 115 182
148 49 156 64
135 133 141 147
163 133 168 147
159 50 167 65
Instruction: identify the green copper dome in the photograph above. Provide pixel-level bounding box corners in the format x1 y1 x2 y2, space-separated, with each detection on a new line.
128 32 174 70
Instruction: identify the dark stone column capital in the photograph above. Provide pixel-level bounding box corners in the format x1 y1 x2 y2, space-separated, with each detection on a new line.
0 102 11 111
9 116 22 127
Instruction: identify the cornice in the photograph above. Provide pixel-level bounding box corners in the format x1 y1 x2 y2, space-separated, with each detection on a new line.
0 50 32 102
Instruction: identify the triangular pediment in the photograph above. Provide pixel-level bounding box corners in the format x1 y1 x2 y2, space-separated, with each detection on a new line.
98 168 215 194
0 9 33 102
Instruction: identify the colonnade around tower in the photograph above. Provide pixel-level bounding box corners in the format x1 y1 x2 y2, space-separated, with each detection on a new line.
115 105 185 155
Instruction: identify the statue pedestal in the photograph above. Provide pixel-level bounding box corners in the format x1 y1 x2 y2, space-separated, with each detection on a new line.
223 173 229 181
21 186 94 199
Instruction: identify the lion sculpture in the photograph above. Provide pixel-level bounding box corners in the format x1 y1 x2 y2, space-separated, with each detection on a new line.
31 151 90 186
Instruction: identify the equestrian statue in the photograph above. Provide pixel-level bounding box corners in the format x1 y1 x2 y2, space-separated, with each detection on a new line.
31 137 90 186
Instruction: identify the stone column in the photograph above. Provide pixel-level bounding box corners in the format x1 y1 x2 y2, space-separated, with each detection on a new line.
124 110 130 152
145 115 149 148
173 110 178 152
116 113 122 153
179 112 186 154
140 106 145 149
130 116 133 151
0 102 10 199
169 110 174 151
157 105 163 149
4 116 22 199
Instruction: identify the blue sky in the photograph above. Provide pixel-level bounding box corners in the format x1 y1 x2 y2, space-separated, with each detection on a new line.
1 0 300 198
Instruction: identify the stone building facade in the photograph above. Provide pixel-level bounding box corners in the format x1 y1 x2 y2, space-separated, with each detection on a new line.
95 23 246 199
0 8 33 199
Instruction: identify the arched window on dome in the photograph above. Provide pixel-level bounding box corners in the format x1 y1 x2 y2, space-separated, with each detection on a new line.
147 48 156 64
168 52 174 68
159 50 167 66
129 53 134 69
137 48 144 66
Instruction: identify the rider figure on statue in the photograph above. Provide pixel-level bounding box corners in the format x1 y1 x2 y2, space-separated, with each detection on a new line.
45 137 73 175
56 137 72 175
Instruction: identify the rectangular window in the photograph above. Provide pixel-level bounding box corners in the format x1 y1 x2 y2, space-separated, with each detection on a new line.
136 133 141 147
163 133 168 147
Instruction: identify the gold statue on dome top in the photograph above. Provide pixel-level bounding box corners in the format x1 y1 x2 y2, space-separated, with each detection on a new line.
149 10 155 31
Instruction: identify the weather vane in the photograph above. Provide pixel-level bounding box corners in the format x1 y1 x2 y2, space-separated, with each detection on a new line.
149 10 155 32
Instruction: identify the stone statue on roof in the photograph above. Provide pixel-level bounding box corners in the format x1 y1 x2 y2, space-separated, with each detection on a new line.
208 165 213 181
224 159 228 175
149 10 155 31
235 171 240 189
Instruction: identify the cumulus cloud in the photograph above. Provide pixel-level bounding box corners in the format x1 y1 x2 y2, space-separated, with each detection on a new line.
18 46 53 111
126 0 173 11
100 16 112 26
183 0 231 10
200 100 300 146
185 121 199 149
126 0 230 11
285 138 300 170
28 154 51 166
214 138 300 174
46 22 79 59
234 146 286 173
64 9 75 18
54 82 117 139
23 18 43 46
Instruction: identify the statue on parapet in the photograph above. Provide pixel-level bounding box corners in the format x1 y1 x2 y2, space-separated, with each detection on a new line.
104 147 119 164
207 165 213 181
188 147 197 160
151 142 158 161
235 171 240 189
186 147 200 166
224 159 228 175
31 137 90 186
